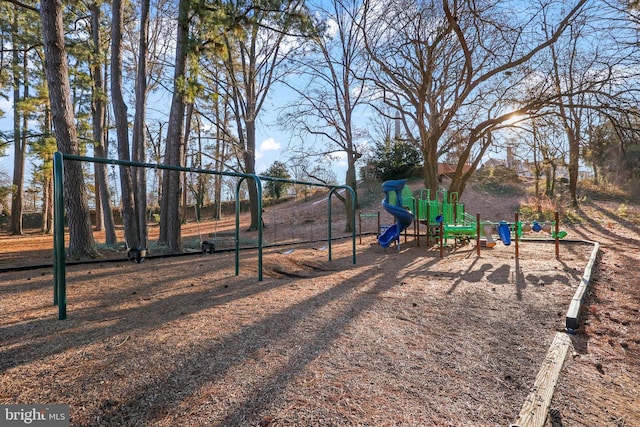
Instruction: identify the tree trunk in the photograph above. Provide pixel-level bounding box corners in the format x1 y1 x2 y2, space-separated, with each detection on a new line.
532 147 542 203
190 123 206 221
40 0 97 259
544 163 553 196
10 15 24 235
90 2 116 244
133 0 150 249
213 135 222 220
568 132 580 207
447 132 494 199
160 0 189 250
148 123 164 211
42 174 53 233
343 154 358 233
94 145 116 243
212 85 228 220
19 54 29 225
181 102 194 224
244 118 259 231
94 172 102 231
41 100 54 234
111 0 140 249
422 134 439 197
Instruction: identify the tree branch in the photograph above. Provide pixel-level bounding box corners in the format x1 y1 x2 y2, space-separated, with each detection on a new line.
2 0 39 13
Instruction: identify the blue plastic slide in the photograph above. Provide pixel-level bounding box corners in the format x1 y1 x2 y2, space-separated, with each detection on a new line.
378 180 414 248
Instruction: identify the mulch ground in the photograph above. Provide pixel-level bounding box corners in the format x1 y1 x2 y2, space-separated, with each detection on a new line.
1 197 639 426
544 201 640 427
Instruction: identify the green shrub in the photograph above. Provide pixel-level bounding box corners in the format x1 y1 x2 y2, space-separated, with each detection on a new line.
370 139 423 181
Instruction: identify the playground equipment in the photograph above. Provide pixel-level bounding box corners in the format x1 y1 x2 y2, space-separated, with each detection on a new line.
497 221 512 245
376 182 567 258
483 224 497 247
52 152 357 320
378 180 415 249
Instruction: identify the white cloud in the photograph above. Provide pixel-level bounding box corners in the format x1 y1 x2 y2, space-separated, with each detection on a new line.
324 17 339 39
255 137 281 171
256 137 280 161
334 151 348 166
259 137 281 152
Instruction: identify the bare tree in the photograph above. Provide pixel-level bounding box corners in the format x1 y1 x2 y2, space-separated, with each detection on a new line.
192 71 234 220
40 0 97 258
542 1 640 206
216 0 311 230
360 0 587 197
211 92 231 220
548 25 584 208
280 0 368 232
594 113 640 194
146 121 165 208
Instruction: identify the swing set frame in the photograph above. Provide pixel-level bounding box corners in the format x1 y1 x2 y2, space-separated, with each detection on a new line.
52 152 357 320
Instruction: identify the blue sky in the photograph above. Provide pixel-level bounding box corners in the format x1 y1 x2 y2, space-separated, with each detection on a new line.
0 97 15 179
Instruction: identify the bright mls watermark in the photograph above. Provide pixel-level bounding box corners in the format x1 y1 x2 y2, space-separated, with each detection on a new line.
1 405 69 426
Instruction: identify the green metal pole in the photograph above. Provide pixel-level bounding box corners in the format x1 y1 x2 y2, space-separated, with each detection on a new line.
251 175 264 282
235 176 264 281
53 152 66 320
515 212 520 259
235 179 243 278
555 211 560 259
328 190 333 261
349 187 356 264
476 212 481 257
53 153 60 306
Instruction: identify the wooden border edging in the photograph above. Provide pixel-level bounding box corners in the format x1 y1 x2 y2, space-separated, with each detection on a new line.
566 242 600 331
512 240 600 427
511 332 572 427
